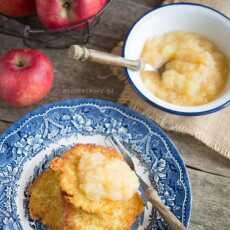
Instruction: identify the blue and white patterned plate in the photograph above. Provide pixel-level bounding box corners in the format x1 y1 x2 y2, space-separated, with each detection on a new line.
0 98 191 230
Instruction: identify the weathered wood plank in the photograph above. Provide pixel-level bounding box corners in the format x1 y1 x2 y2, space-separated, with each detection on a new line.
190 223 208 230
91 0 151 50
131 0 163 7
189 168 230 230
169 132 230 178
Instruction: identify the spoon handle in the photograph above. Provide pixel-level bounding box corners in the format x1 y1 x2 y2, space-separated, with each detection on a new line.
69 45 140 71
145 187 187 230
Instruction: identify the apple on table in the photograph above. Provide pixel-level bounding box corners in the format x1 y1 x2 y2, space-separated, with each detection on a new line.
0 49 54 107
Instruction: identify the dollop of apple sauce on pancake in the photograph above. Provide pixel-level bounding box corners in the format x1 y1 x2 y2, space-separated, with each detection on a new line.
50 144 143 218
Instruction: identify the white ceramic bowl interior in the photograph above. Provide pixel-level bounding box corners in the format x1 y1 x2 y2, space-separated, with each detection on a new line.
124 3 230 115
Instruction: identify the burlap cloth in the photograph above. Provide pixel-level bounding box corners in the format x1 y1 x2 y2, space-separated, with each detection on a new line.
114 0 230 160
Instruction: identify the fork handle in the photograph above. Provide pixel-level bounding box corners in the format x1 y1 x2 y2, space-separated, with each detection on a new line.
145 187 186 230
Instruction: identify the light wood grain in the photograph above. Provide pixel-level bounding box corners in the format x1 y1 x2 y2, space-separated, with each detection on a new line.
169 132 230 178
189 168 230 230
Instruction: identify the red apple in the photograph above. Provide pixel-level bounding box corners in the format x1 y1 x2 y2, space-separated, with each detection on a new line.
0 0 36 17
36 0 107 29
0 49 54 107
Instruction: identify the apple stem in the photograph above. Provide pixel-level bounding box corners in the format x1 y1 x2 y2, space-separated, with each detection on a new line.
17 60 25 67
15 57 28 68
63 1 71 10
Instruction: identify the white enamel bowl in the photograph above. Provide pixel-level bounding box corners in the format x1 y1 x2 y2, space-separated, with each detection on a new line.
123 3 230 116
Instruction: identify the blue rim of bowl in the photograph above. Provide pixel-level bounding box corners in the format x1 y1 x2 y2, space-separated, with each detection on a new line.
0 98 192 228
122 2 230 116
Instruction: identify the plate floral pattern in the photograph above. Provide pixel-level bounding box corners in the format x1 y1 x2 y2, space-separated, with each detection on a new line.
0 98 191 230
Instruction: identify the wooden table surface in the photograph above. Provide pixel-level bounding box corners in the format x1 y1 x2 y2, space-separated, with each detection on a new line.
0 1 230 229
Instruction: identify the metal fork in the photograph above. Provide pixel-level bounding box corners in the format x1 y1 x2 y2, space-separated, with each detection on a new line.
107 136 186 230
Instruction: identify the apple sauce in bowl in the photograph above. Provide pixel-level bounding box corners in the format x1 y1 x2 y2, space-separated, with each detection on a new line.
123 3 230 115
141 32 229 106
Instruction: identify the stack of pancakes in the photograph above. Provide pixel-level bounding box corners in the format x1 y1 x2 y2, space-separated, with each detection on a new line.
29 144 144 230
